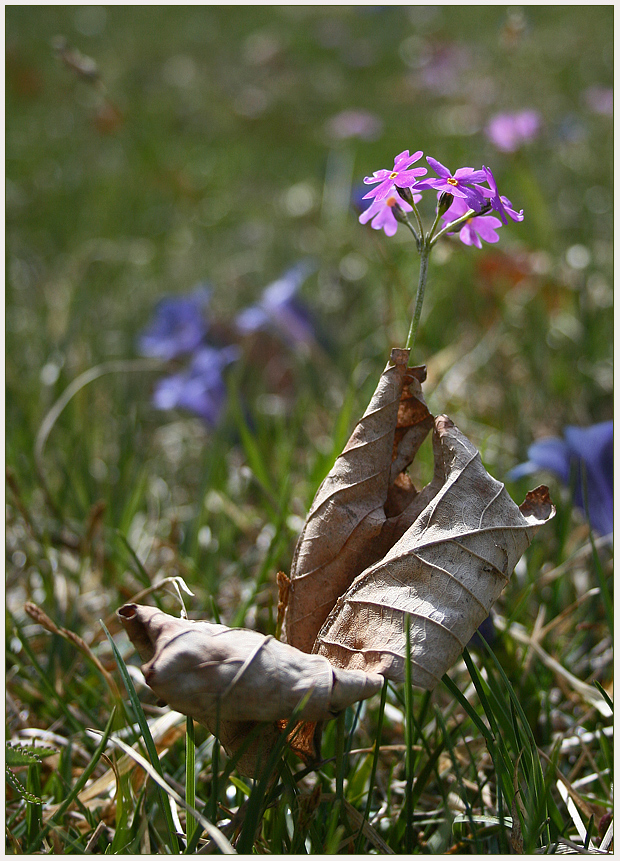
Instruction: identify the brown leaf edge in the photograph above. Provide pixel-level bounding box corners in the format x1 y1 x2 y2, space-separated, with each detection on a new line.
283 348 434 653
519 484 554 521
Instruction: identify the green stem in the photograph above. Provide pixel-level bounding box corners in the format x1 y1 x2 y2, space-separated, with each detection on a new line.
430 203 492 247
405 245 430 352
409 200 425 242
426 207 444 245
401 214 420 246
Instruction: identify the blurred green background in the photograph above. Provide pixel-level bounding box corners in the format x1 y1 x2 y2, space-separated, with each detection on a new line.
6 5 613 601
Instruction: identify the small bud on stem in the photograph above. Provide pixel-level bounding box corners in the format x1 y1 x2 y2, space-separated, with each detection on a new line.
437 192 454 216
396 186 415 207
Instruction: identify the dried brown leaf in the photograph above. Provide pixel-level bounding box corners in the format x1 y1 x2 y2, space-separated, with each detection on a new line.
117 603 383 774
117 349 556 777
313 415 555 688
283 348 433 653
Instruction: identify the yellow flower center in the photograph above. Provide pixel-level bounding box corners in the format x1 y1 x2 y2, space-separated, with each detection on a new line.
386 195 397 207
447 177 459 186
389 171 399 179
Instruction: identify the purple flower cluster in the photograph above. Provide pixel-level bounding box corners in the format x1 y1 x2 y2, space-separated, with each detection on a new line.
359 151 523 246
139 264 315 427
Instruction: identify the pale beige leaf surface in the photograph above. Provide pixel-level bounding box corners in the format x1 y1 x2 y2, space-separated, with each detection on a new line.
313 415 555 689
118 604 382 722
283 347 434 653
116 351 555 776
117 603 383 774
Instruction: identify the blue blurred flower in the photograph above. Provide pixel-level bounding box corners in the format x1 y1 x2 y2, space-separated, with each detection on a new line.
138 285 211 360
236 263 316 349
152 344 240 426
468 614 496 651
508 422 613 536
352 183 372 213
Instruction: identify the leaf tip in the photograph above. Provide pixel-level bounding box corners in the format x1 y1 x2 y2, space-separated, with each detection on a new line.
435 414 455 433
390 347 411 367
519 484 555 523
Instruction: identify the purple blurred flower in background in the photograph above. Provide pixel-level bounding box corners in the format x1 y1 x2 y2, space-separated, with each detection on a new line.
152 345 240 427
440 196 503 249
416 42 473 96
485 110 541 152
416 157 486 210
138 285 211 360
508 422 613 536
362 150 427 202
359 186 421 237
583 86 613 116
236 262 316 349
325 109 384 142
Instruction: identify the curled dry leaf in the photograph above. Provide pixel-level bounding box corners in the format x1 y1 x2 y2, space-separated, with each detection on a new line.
313 415 555 688
117 348 555 776
117 603 382 774
283 348 434 653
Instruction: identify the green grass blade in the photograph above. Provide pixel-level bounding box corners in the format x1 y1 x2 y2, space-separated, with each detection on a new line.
434 705 485 853
184 717 197 850
355 677 388 852
11 621 84 734
593 681 613 713
235 696 318 854
403 614 415 853
115 530 151 588
102 621 181 853
96 731 236 854
26 707 117 852
441 673 494 748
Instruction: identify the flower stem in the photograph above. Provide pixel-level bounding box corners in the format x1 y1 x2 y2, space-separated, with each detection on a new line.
430 202 492 247
405 244 430 352
409 200 425 241
401 214 420 247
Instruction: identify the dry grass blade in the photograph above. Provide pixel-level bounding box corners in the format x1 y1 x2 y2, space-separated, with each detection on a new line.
599 821 613 852
33 358 162 513
24 602 120 699
340 797 396 855
556 780 589 845
496 617 612 718
43 711 185 815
